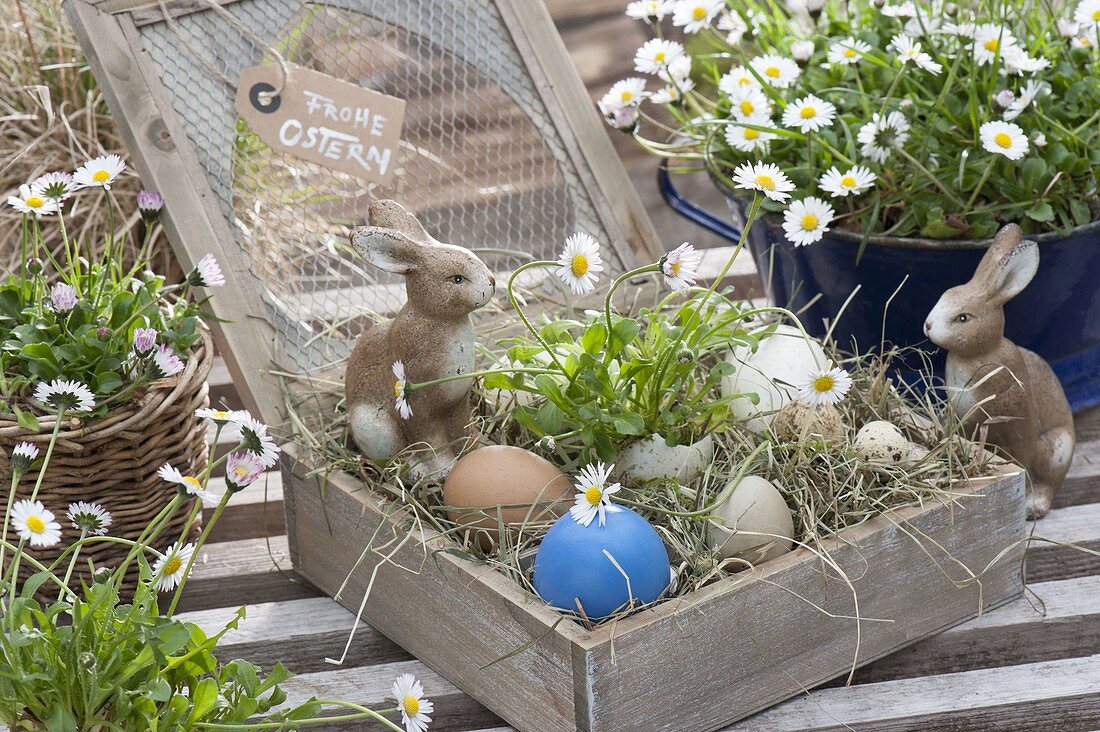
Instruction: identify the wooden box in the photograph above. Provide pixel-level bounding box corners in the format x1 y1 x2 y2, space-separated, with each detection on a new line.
282 444 1026 732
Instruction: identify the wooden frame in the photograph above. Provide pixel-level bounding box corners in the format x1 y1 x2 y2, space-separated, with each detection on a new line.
281 443 1027 731
63 0 664 427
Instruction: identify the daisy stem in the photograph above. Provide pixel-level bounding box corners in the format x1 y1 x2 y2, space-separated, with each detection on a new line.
896 148 965 208
166 489 230 617
112 493 184 593
27 411 64 505
408 367 557 392
506 260 569 373
877 65 907 116
807 131 815 184
56 529 86 602
964 157 997 211
6 538 26 631
0 472 20 590
194 703 404 731
603 263 662 360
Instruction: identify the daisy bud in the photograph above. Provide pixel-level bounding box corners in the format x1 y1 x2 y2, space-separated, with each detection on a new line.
10 441 40 479
25 257 42 274
1058 19 1079 38
97 326 111 340
133 327 157 355
603 104 640 133
93 566 113 584
994 89 1016 108
791 40 815 62
1033 131 1048 147
677 350 694 364
50 282 78 313
79 652 97 670
944 2 958 14
150 344 185 379
225 451 264 492
137 190 164 222
187 253 225 288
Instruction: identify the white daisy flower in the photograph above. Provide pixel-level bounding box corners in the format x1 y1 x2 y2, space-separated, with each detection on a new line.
157 463 215 501
718 65 762 94
231 412 281 468
726 85 772 120
994 89 1016 108
797 365 853 406
73 154 125 190
626 0 673 21
1003 79 1048 121
392 360 413 420
943 21 977 38
857 111 911 163
11 499 62 547
1071 34 1095 49
187 253 225 288
972 24 1020 65
392 673 434 732
651 79 695 105
1058 18 1081 37
1074 0 1100 29
888 33 943 73
555 232 603 296
881 0 916 17
225 451 265 492
672 0 724 33
725 118 776 152
66 501 112 536
1002 47 1050 75
33 379 96 413
732 161 796 202
980 120 1029 160
599 78 648 113
658 54 693 83
7 184 58 217
569 462 623 528
152 541 195 592
791 39 815 62
717 11 749 44
903 11 942 36
660 242 704 291
195 407 248 425
782 94 837 133
827 37 872 64
50 282 78 313
749 54 801 88
634 38 685 74
10 441 39 477
818 165 877 197
151 344 185 379
782 197 835 247
31 172 75 202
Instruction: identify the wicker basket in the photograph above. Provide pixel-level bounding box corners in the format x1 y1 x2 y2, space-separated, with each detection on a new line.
0 331 213 590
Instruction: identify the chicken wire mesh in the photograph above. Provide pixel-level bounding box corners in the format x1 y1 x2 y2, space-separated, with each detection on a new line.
134 0 625 373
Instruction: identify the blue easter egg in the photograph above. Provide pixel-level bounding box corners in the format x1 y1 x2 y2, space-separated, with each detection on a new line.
533 507 671 620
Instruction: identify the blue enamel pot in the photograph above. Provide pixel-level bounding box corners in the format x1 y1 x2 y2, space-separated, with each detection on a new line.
659 164 1100 411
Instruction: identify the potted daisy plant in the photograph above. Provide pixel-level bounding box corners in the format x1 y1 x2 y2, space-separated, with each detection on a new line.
601 0 1100 407
0 154 227 588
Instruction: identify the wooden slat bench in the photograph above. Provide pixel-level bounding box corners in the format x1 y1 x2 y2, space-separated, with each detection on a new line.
186 353 1100 730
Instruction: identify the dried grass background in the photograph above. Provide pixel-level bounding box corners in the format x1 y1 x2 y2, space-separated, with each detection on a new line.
0 0 176 278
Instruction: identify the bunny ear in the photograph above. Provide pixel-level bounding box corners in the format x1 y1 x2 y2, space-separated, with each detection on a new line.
972 226 1038 303
350 228 421 274
367 200 432 244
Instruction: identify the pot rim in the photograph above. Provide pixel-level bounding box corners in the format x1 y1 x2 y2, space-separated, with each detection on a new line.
712 175 1100 250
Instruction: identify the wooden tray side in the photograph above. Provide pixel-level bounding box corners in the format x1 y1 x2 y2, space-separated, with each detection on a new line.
576 472 1027 732
281 445 583 732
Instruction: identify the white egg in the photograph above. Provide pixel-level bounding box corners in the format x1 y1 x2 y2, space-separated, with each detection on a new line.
709 475 795 564
617 433 715 483
721 325 827 433
771 400 845 442
852 420 924 464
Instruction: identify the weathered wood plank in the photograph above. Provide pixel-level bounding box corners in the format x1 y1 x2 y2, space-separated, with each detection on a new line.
1054 438 1100 509
731 653 1100 731
178 534 319 613
1026 502 1100 582
204 472 285 542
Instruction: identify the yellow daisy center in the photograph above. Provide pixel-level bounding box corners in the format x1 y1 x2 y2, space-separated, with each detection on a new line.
233 466 250 479
655 51 666 62
585 486 603 506
994 132 1012 148
843 48 857 58
25 196 44 208
738 76 751 85
212 410 230 419
620 90 633 102
26 516 45 533
840 175 857 188
669 261 682 274
754 174 776 190
983 39 999 52
571 254 589 277
692 6 707 19
394 380 404 398
163 556 182 575
92 169 110 183
403 696 420 717
801 214 819 231
744 128 760 140
765 66 781 77
813 375 835 393
800 106 817 119
740 100 755 115
1094 8 1100 19
183 476 202 492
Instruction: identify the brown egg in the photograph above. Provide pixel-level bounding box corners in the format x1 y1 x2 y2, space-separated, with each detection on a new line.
443 446 571 546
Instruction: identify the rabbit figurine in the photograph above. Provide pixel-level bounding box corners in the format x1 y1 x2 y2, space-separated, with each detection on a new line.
924 224 1074 518
346 200 495 479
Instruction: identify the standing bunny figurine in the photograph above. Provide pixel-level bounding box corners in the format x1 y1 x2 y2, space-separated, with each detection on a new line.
346 200 495 479
924 224 1074 518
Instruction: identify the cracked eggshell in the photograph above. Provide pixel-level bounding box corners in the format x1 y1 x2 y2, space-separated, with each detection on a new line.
852 421 921 464
772 400 845 442
708 475 795 564
616 433 715 483
721 325 827 433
